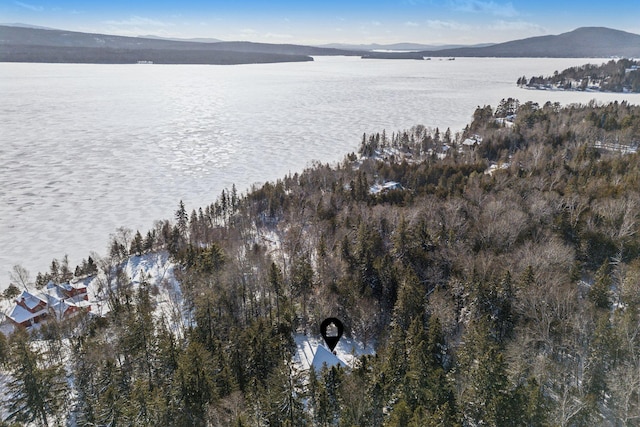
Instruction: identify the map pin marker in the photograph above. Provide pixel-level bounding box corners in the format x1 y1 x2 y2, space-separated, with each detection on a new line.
320 317 344 352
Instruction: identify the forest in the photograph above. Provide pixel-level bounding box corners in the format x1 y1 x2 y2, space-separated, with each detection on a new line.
2 99 640 426
518 59 640 93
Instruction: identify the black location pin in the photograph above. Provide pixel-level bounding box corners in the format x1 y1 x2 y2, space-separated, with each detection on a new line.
320 318 344 352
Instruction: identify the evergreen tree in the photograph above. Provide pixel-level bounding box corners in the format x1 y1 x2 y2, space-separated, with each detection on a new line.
176 340 216 425
5 331 68 427
589 261 611 310
130 230 144 256
94 358 128 426
175 200 188 237
291 253 314 326
458 318 522 426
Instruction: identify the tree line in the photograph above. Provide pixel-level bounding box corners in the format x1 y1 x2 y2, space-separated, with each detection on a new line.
517 59 640 92
2 99 640 425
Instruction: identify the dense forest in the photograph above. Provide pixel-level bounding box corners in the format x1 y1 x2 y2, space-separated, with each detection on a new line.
518 59 640 93
0 44 314 65
2 99 640 426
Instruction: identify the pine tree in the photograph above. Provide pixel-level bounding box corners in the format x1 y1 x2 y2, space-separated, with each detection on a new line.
94 358 128 426
589 261 611 310
130 230 144 256
458 318 522 426
176 340 216 425
6 330 68 427
175 200 188 237
291 253 314 326
386 399 412 427
260 361 307 427
269 262 285 324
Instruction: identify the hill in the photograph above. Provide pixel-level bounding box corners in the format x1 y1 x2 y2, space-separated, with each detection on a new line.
0 25 359 64
521 58 640 92
319 41 494 51
4 25 639 63
419 27 640 57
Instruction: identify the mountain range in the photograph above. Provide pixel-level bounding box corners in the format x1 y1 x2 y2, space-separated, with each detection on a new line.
1 25 639 64
319 42 496 51
418 27 640 58
0 25 356 64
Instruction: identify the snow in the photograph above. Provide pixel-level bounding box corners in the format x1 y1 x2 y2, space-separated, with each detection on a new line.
462 134 484 147
312 345 347 370
84 251 187 333
293 333 375 372
17 290 46 311
485 162 510 175
7 303 47 325
369 181 403 195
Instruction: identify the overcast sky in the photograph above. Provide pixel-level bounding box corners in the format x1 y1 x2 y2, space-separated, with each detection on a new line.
2 0 639 45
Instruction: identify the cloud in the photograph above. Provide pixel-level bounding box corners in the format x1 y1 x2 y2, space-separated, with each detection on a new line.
488 20 546 33
427 19 471 31
405 21 420 27
103 16 172 27
264 32 294 40
451 0 518 18
14 1 43 12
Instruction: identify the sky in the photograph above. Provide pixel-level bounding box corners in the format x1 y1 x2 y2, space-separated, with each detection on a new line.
2 0 639 45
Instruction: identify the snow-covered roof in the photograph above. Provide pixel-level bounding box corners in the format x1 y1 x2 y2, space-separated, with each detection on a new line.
45 282 66 299
369 181 403 195
7 282 93 325
311 345 347 371
44 282 88 305
294 333 374 372
463 134 484 146
63 281 87 291
485 162 510 175
48 281 87 293
17 290 46 310
8 303 47 325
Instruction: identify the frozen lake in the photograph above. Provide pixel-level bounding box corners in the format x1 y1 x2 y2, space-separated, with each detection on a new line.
1 56 639 284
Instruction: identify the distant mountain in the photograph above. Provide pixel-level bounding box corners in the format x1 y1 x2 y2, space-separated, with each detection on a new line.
0 22 57 30
0 25 360 64
4 24 638 64
419 27 640 58
362 51 426 60
320 42 494 52
138 35 224 43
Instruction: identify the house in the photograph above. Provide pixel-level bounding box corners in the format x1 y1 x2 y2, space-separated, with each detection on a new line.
6 281 91 328
56 281 89 300
369 181 404 195
311 344 347 371
462 134 484 147
8 290 49 327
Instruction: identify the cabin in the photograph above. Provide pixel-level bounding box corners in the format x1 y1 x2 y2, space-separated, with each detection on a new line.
462 134 484 148
6 282 91 328
8 291 49 327
369 181 404 195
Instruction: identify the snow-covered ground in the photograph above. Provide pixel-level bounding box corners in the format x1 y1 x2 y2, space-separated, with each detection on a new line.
87 251 187 332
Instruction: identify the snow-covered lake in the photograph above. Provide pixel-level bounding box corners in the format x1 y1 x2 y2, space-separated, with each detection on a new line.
2 56 639 284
